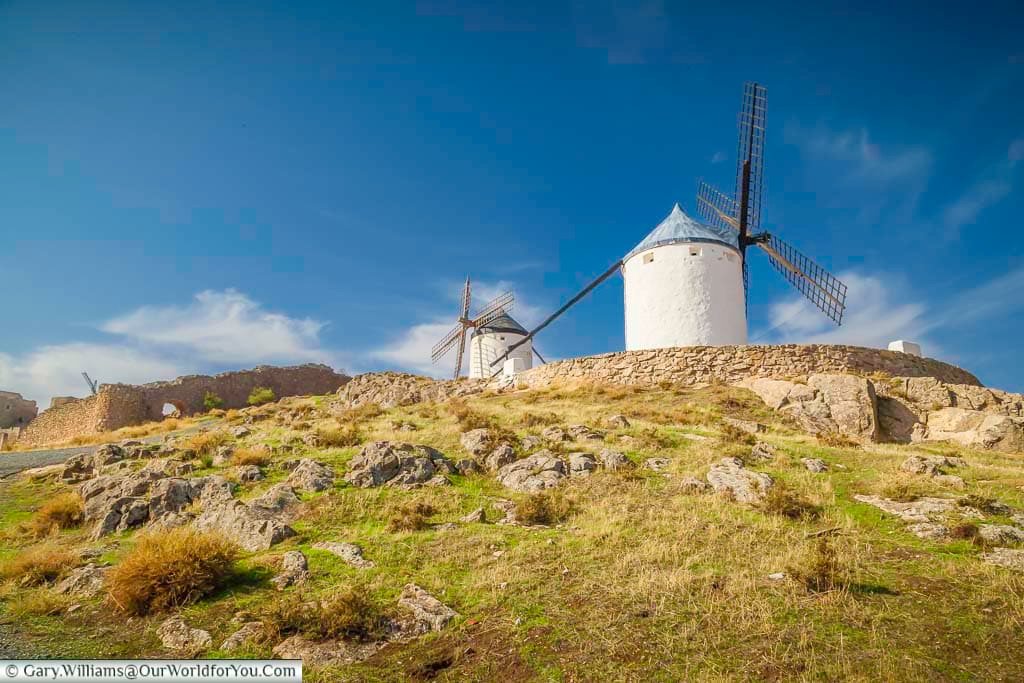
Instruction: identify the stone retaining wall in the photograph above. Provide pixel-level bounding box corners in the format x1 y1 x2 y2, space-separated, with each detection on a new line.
20 364 350 447
516 345 981 389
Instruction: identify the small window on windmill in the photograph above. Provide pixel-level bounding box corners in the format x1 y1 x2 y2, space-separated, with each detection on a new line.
726 252 735 262
643 252 654 264
689 246 701 256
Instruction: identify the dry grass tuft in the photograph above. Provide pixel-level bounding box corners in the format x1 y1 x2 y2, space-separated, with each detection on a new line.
717 422 755 446
4 589 72 618
816 431 860 449
184 430 231 457
106 528 238 615
957 495 1003 514
792 537 849 593
232 447 272 467
387 502 434 532
22 493 85 538
316 425 363 448
515 490 572 526
336 403 384 424
259 588 387 643
878 477 930 502
518 411 560 427
758 485 821 521
447 399 493 431
1 545 78 586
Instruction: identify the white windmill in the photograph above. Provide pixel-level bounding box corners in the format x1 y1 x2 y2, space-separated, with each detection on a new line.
431 277 534 379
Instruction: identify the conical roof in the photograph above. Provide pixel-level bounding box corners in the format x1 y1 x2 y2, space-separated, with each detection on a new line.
624 203 739 261
476 311 527 335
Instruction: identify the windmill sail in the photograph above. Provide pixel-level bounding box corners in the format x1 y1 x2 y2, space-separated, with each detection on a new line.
431 324 464 362
757 235 847 325
472 291 514 325
735 82 767 236
696 180 740 232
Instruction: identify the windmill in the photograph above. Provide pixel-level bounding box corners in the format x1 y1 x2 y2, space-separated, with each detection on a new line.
483 81 849 376
430 277 533 379
696 82 848 326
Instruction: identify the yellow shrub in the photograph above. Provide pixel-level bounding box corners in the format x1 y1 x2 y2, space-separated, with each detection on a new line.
22 493 84 538
1 544 78 586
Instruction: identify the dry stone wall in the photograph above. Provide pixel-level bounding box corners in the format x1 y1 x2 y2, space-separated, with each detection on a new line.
20 364 349 447
0 390 37 429
515 345 980 389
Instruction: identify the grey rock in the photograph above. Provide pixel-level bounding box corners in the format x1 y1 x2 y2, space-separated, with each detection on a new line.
345 441 453 489
54 564 106 597
643 457 670 472
801 458 829 473
900 455 943 476
908 522 949 539
679 476 710 493
981 547 1024 572
597 449 632 470
455 459 482 476
852 494 961 523
520 435 544 452
495 451 566 492
220 621 263 652
978 524 1024 545
271 635 382 666
568 452 598 477
722 417 765 435
229 426 252 438
460 507 485 523
492 499 516 525
606 415 631 429
460 428 493 456
234 465 264 483
157 616 211 654
750 442 777 462
312 541 375 569
541 426 569 442
286 459 335 492
271 550 310 590
483 443 517 472
397 584 458 634
568 424 604 442
212 446 234 467
706 458 773 503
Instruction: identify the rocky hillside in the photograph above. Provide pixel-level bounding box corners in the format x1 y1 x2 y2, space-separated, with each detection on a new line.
2 375 1024 680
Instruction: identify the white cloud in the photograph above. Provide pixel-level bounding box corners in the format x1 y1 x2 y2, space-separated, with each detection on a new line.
102 290 332 365
942 136 1023 235
0 344 190 408
2 290 342 406
1008 138 1024 163
711 151 726 164
758 266 1024 360
371 279 543 377
785 123 933 188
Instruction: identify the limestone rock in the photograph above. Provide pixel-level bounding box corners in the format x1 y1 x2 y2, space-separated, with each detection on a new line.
801 458 828 473
643 457 670 472
286 459 335 492
229 426 252 438
194 499 296 552
852 495 960 523
54 564 106 597
455 459 482 476
722 417 765 435
345 441 453 489
750 442 777 462
925 408 1024 452
908 522 948 540
495 451 566 493
597 449 632 470
335 371 485 409
568 425 604 442
679 476 710 493
272 634 382 666
249 483 302 519
706 458 773 503
234 465 264 483
807 374 879 441
981 548 1024 572
978 524 1024 545
483 443 516 472
492 499 516 525
460 428 493 456
606 415 631 429
541 426 569 442
271 551 310 590
220 621 263 652
520 435 544 451
397 584 458 634
157 616 211 654
900 455 943 476
312 541 375 569
460 507 485 523
212 446 234 467
567 452 597 477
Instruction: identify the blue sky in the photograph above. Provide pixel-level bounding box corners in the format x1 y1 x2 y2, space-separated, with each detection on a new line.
1 0 1022 405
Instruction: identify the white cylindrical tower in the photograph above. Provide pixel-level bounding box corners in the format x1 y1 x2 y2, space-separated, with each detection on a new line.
622 204 747 350
468 313 533 379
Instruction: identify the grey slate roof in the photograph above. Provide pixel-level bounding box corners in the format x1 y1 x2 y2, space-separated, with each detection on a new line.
476 312 528 335
624 203 739 261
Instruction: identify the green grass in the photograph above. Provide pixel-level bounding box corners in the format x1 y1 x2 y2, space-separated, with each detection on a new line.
2 384 1024 679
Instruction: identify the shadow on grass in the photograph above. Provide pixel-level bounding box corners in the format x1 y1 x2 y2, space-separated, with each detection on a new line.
849 582 900 596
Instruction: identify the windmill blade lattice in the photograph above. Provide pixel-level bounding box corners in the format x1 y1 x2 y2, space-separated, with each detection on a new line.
757 235 847 325
696 180 740 233
471 291 514 326
735 82 767 235
431 324 464 363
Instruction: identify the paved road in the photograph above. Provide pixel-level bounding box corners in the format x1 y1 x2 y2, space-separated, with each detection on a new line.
0 422 217 479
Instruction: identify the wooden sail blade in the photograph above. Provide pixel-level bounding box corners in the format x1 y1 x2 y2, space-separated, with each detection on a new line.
460 277 472 319
696 180 740 232
757 235 847 325
735 82 767 235
453 328 467 379
471 291 514 325
431 324 464 362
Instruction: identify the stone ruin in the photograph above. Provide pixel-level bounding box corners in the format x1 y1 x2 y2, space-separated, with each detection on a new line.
18 364 350 447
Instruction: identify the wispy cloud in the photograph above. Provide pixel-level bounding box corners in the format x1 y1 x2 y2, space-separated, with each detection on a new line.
371 279 543 377
711 151 727 164
572 0 669 65
1 290 344 406
943 137 1024 235
758 265 1024 365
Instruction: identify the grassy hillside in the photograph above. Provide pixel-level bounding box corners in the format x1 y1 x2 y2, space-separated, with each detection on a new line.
2 382 1024 681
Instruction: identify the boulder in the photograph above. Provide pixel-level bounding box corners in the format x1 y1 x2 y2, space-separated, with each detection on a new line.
925 409 1024 452
643 458 670 472
801 458 828 473
981 548 1024 572
750 442 777 462
286 459 335 492
679 476 710 493
900 455 943 476
495 451 566 493
234 465 264 483
722 417 765 435
541 426 569 442
460 428 493 456
455 459 482 476
706 458 773 503
483 443 516 472
398 584 458 634
852 495 962 523
345 441 454 489
606 415 631 429
271 550 311 590
194 499 295 552
908 522 949 540
220 621 263 652
312 541 375 569
978 524 1024 545
54 564 106 597
212 446 234 467
250 484 302 520
568 425 604 442
460 507 485 523
157 616 211 654
520 435 544 452
597 449 632 470
567 453 598 477
229 426 252 438
272 635 382 666
807 374 879 441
